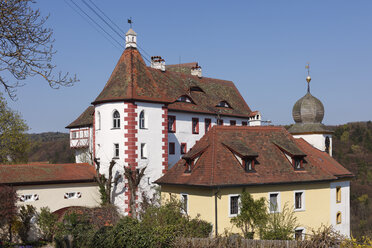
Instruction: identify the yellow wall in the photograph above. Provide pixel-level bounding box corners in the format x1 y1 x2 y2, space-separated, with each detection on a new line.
16 182 100 212
161 182 330 236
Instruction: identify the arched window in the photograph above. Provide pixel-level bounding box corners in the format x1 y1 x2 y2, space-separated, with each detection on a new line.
325 136 330 154
139 110 145 129
113 110 120 128
97 111 101 130
336 212 342 224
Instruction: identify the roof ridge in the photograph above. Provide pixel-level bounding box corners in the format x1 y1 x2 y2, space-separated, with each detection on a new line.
210 127 216 185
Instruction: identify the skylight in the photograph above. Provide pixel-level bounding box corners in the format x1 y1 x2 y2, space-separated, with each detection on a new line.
216 101 231 108
176 95 192 103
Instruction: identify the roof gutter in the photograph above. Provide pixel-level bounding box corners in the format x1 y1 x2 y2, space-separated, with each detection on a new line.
156 177 351 189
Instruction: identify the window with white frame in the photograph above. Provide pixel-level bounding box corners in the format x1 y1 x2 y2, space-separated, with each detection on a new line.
113 110 120 128
64 192 81 199
295 228 305 241
269 193 280 213
181 193 188 214
20 194 39 202
139 110 145 129
114 143 119 158
229 194 240 217
294 191 305 211
141 143 147 159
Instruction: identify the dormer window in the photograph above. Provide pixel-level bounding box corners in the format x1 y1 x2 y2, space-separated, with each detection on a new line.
244 158 254 172
190 86 204 93
176 95 192 103
216 101 231 108
184 159 193 173
243 157 255 172
293 157 304 170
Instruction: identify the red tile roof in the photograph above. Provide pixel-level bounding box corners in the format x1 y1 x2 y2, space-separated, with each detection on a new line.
66 106 94 129
0 163 96 185
91 47 254 118
156 126 353 187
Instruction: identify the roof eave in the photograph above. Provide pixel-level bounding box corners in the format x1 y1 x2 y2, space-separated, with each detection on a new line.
4 178 97 186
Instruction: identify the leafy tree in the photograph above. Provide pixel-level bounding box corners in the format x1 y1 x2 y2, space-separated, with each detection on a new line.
37 207 58 241
230 191 268 238
0 93 29 163
0 185 18 242
0 0 77 99
260 203 299 240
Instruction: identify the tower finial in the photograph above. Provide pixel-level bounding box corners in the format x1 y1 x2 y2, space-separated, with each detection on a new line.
127 17 133 29
305 62 311 93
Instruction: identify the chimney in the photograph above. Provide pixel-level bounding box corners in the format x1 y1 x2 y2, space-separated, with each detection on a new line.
191 63 202 78
151 56 165 72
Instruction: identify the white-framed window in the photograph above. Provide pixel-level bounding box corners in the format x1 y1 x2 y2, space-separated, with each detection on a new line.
113 110 120 128
294 190 305 211
294 227 305 241
141 143 147 159
139 110 145 129
64 192 82 199
20 194 39 202
114 143 120 158
97 111 101 130
269 192 280 213
181 193 188 214
229 194 240 217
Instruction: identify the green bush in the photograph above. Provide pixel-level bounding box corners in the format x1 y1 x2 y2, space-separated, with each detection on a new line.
37 207 58 241
88 199 212 248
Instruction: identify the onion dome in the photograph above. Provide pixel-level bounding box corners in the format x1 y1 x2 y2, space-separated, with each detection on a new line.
292 92 324 124
288 73 332 134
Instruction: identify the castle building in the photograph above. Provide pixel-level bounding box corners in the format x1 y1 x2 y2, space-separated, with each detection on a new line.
66 28 261 213
156 75 352 238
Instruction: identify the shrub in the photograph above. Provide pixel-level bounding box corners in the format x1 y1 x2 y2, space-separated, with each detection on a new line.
37 207 58 241
230 191 268 238
260 203 298 240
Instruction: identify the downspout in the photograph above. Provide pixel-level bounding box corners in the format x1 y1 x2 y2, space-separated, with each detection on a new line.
214 187 220 236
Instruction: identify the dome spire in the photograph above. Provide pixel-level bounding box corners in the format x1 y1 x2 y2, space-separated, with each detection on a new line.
305 63 311 93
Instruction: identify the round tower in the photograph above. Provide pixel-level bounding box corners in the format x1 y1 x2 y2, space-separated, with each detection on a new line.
288 66 333 156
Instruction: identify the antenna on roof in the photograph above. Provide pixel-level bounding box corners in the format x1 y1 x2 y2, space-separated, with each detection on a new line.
128 17 133 29
305 62 311 93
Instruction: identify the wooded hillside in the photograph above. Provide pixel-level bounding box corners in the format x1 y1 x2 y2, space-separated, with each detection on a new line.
27 132 74 163
330 121 372 238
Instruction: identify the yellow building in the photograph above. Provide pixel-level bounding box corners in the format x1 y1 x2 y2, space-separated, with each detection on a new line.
156 126 353 238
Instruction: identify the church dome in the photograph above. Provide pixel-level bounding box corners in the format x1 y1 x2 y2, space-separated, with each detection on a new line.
292 92 324 124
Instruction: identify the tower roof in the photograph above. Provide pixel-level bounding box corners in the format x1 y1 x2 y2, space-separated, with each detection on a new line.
126 28 137 36
91 47 254 118
288 70 332 134
292 92 324 124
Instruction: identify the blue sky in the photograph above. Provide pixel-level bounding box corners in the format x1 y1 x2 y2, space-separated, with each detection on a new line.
6 0 372 133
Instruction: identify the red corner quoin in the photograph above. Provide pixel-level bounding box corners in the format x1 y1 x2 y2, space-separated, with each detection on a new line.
124 102 138 214
162 106 169 174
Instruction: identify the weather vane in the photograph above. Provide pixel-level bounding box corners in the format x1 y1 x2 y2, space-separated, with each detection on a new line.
305 62 311 92
128 17 133 29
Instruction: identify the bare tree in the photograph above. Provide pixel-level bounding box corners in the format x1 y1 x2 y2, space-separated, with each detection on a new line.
123 165 146 218
94 158 121 205
0 0 78 99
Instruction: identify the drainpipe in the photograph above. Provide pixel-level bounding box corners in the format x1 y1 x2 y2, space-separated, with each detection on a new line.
214 188 220 236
